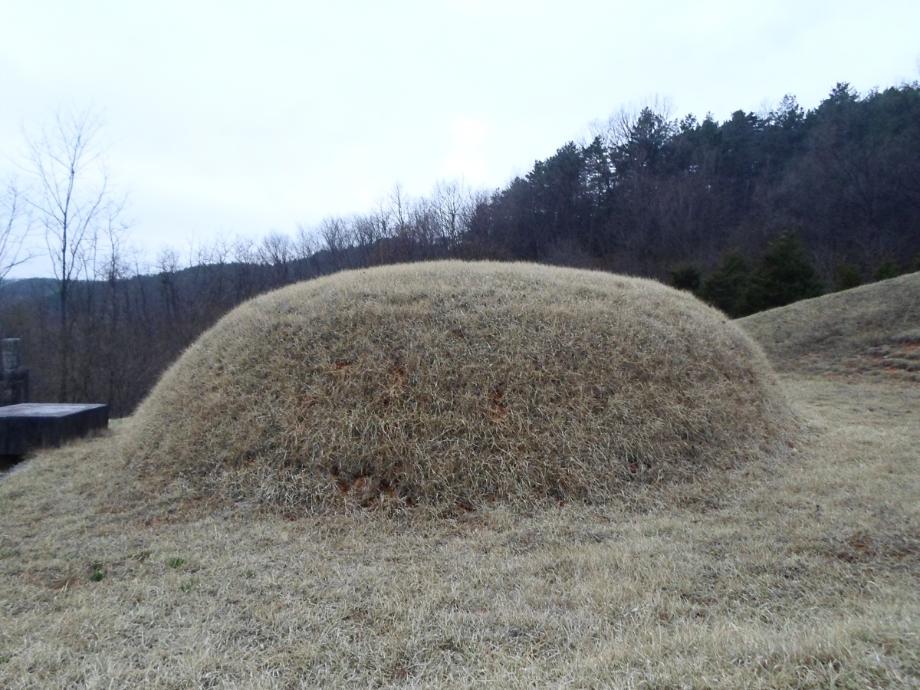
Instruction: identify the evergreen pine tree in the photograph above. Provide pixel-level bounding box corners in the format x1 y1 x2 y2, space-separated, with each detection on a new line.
747 233 822 311
701 252 751 317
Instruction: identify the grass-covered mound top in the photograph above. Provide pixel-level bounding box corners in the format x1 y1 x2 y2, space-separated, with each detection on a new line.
739 271 920 380
126 261 791 513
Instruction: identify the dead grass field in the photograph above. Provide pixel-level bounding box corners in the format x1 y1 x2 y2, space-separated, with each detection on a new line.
1 273 918 688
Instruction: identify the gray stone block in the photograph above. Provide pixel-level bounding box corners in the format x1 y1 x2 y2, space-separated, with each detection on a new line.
0 403 109 456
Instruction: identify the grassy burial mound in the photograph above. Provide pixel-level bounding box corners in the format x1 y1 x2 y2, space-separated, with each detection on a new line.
739 271 920 379
125 261 792 513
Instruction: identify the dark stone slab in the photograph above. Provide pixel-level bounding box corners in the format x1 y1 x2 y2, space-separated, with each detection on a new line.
0 403 109 456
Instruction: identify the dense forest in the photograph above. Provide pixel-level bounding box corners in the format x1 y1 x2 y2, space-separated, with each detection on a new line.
1 81 919 416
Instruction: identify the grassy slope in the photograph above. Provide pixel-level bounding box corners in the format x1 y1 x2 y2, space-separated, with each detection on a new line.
739 271 920 380
1 277 918 688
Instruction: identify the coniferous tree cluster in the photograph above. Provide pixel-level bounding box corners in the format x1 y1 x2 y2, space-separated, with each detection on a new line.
467 83 920 293
694 234 823 317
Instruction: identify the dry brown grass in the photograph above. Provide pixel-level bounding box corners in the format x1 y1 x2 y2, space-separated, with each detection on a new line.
125 261 791 513
0 375 917 688
2 265 918 688
739 271 920 381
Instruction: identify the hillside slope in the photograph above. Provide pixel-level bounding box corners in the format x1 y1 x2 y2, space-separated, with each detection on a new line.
738 271 920 379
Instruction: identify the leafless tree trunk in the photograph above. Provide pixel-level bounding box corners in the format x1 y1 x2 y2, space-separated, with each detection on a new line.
431 180 477 250
98 218 128 407
320 217 350 270
258 232 294 284
26 110 121 400
294 225 318 260
156 247 182 323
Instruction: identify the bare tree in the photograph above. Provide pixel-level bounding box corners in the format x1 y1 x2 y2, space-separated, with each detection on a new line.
319 217 350 269
294 225 318 260
431 180 476 248
258 231 294 284
232 236 256 264
596 96 675 150
0 181 31 289
26 110 122 399
200 237 231 267
410 197 438 253
231 236 258 299
388 183 410 239
291 225 320 279
258 232 293 265
351 214 380 265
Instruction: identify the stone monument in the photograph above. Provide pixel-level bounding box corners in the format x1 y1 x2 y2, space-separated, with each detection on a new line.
0 338 109 456
1 338 29 406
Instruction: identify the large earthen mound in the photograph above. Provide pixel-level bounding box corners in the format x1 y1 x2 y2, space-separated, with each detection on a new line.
126 261 792 512
739 271 920 380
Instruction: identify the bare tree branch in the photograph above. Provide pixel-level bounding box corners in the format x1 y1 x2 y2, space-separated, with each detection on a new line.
0 182 34 287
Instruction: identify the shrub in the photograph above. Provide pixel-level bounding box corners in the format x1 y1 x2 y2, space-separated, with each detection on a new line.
874 261 901 281
670 265 702 293
747 233 822 312
89 563 106 582
834 263 862 291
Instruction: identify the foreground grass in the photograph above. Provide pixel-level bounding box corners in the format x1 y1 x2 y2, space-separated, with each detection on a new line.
1 376 918 688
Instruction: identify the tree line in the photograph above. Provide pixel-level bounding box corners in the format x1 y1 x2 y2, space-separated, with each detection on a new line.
1 81 919 415
467 82 920 296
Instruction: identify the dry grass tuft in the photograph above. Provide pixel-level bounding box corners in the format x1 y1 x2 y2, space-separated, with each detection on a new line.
124 261 792 513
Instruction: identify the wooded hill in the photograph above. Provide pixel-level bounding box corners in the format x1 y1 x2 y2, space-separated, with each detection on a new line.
1 81 918 415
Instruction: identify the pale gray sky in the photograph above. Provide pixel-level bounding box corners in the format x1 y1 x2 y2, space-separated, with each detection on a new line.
2 0 919 277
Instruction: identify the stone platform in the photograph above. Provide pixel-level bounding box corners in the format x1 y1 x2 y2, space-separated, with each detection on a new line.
0 403 109 456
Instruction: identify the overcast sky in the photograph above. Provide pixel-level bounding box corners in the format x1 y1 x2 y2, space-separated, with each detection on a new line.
2 0 919 278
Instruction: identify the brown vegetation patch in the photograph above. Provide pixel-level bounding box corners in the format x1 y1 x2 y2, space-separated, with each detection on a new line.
829 529 920 566
856 334 920 381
